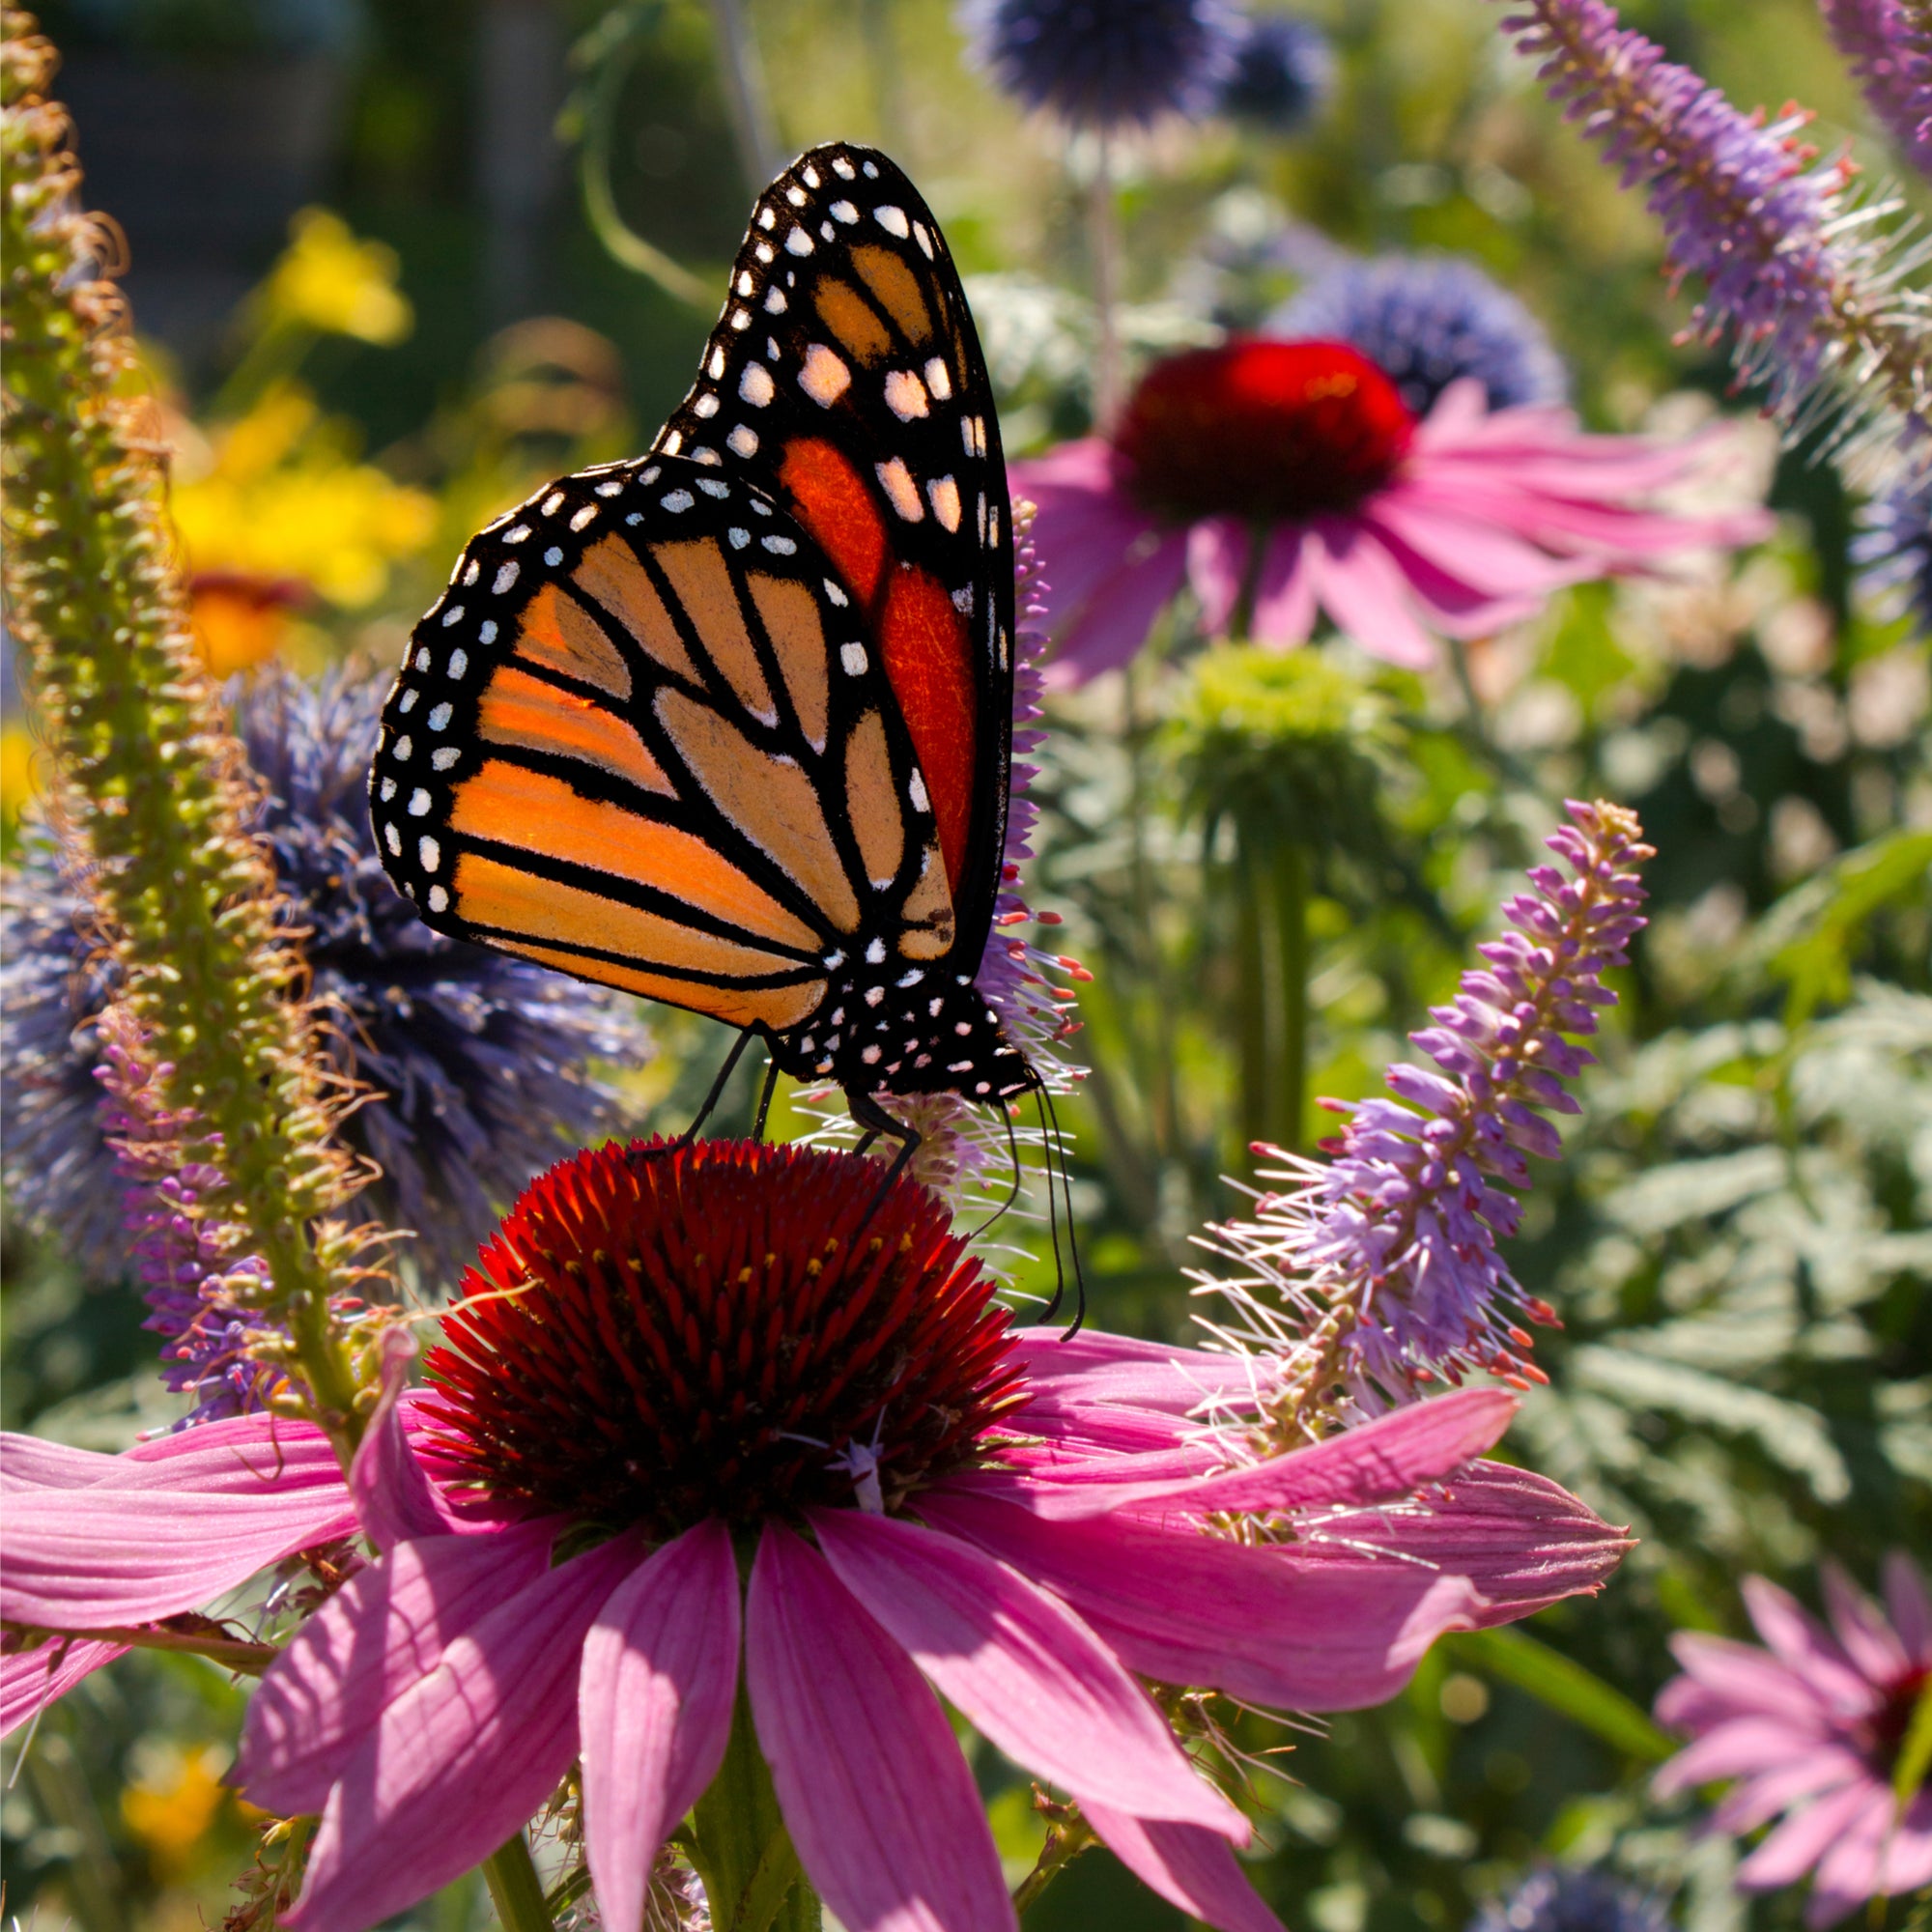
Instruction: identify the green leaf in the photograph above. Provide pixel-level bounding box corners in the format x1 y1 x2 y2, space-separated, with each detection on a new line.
1893 1672 1932 1816
1444 1627 1675 1763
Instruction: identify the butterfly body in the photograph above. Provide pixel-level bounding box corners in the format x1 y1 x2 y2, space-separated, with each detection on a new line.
372 145 1035 1118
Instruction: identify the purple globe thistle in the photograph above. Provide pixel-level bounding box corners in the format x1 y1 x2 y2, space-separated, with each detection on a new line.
1818 0 1932 178
1197 801 1653 1419
1471 1869 1672 1932
1852 469 1932 633
1270 253 1570 417
1 665 650 1289
958 0 1246 129
1215 14 1334 133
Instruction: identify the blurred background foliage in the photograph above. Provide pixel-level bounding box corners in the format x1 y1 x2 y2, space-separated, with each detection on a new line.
1 1 1926 1929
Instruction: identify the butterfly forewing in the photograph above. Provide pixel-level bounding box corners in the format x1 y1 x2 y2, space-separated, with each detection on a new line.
371 454 959 1044
657 141 1014 977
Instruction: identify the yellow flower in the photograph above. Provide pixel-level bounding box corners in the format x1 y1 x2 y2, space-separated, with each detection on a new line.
0 721 40 837
170 383 437 611
262 208 412 346
122 1745 230 1879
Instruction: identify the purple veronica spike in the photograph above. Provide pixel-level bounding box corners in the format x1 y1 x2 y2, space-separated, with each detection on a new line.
92 1008 289 1426
1495 0 1932 449
1198 802 1653 1415
1819 0 1932 177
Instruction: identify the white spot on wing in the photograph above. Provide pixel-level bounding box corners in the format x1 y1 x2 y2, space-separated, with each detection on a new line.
833 156 856 180
873 204 910 239
693 393 721 418
830 199 859 222
419 836 441 871
926 474 961 531
883 370 929 420
763 286 787 314
708 347 726 379
428 884 448 912
875 457 923 523
923 357 952 400
727 424 759 457
663 490 695 512
740 362 776 406
799 344 851 407
785 226 814 256
840 641 867 675
570 505 598 529
908 770 930 812
824 579 849 607
448 648 469 677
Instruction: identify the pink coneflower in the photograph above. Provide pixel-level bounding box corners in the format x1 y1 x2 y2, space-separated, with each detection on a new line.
4 1140 1631 1932
1014 336 1773 681
1654 1555 1932 1927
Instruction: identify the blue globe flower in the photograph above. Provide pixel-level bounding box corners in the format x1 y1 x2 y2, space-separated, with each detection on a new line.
1853 471 1932 636
1216 14 1333 132
1 664 651 1289
1271 252 1569 417
1471 1869 1671 1932
959 0 1246 129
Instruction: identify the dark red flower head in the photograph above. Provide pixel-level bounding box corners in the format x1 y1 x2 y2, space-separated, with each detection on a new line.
419 1139 1029 1539
1114 336 1415 524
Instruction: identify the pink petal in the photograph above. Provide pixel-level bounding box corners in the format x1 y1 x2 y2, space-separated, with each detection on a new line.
1821 1563 1908 1685
1046 526 1190 686
1249 532 1317 648
1 1434 126 1490
1011 1387 1518 1522
746 1523 1014 1932
239 1519 557 1816
811 1508 1241 1836
1874 1794 1932 1896
1084 1804 1286 1932
1 1636 128 1738
1735 1778 1874 1891
1803 1786 1897 1927
113 1412 347 1492
1654 1718 1837 1796
286 1533 639 1932
1661 1632 1838 1728
1361 494 1583 605
1010 1331 1264 1418
1185 519 1254 636
1302 1461 1631 1615
581 1520 742 1932
1884 1552 1931 1662
351 1332 466 1551
1304 519 1439 668
919 1490 1486 1713
2 1485 359 1629
1743 1578 1874 1713
1709 1749 1867 1833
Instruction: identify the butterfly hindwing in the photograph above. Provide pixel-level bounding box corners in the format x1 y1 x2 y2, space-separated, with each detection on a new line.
371 454 958 1041
656 141 1014 976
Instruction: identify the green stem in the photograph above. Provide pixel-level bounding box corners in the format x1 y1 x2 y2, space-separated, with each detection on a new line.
481 1832 554 1932
1011 1796 1097 1916
1086 131 1123 432
1234 829 1309 1156
690 1682 819 1932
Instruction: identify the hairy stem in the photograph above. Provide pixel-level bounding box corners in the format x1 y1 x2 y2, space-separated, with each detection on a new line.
481 1833 554 1932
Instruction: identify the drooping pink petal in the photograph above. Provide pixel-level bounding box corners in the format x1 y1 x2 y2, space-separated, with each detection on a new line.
745 1523 1015 1932
1185 519 1253 636
1 1435 126 1490
1883 1551 1931 1662
1742 1577 1875 1714
1249 530 1318 648
2 1485 359 1630
352 1329 467 1551
581 1520 742 1932
1 1636 128 1738
1653 1717 1836 1795
1083 1803 1286 1932
997 1387 1517 1522
1820 1562 1909 1685
1009 1330 1264 1419
1660 1632 1840 1729
239 1519 557 1817
1363 492 1586 604
1799 1785 1896 1927
811 1507 1241 1836
1304 519 1438 669
1734 1779 1873 1891
285 1533 639 1932
918 1490 1487 1713
1046 526 1191 686
1709 1749 1867 1833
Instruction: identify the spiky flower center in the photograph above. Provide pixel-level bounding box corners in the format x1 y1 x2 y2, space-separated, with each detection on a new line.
1115 337 1415 524
420 1139 1030 1537
1865 1662 1930 1772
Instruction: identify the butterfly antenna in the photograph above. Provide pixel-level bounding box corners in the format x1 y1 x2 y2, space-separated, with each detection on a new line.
964 1097 1026 1242
1037 1079 1087 1336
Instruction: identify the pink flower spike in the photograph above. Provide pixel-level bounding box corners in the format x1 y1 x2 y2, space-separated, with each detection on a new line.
283 1532 639 1932
746 1523 1016 1932
581 1519 742 1932
1084 1803 1288 1932
811 1507 1243 1835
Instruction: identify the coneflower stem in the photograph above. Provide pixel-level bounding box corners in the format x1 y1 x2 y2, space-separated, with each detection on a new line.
1235 829 1309 1155
481 1833 553 1932
706 0 781 193
1087 131 1124 431
690 1683 819 1932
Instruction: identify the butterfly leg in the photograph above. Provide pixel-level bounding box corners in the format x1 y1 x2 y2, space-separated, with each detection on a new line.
632 1026 760 1164
846 1089 923 1221
751 1052 782 1143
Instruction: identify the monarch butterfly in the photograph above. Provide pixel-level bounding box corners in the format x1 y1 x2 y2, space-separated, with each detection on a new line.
369 142 1037 1165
